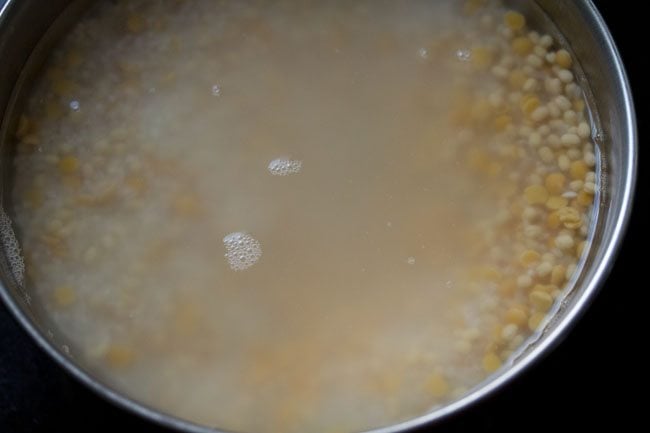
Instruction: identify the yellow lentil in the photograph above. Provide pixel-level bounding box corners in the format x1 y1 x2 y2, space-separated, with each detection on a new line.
76 187 117 207
558 206 582 229
57 156 80 175
576 190 594 207
40 234 67 257
569 160 588 180
172 194 202 217
498 278 517 296
471 98 492 121
482 352 501 373
508 69 527 88
53 286 76 307
528 312 545 330
125 175 147 195
471 46 494 69
530 106 549 122
551 264 567 285
521 95 541 115
524 184 549 205
555 49 573 68
544 172 566 195
529 290 553 311
519 249 541 266
546 195 568 210
505 306 528 326
532 283 557 294
504 10 526 31
512 37 533 56
477 265 503 282
427 372 450 398
173 302 201 336
493 114 512 131
105 344 135 368
573 98 585 112
463 0 486 15
547 211 561 229
25 187 44 209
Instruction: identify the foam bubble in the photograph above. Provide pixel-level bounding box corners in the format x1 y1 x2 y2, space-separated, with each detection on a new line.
267 157 302 176
0 209 25 287
456 49 471 62
223 232 262 271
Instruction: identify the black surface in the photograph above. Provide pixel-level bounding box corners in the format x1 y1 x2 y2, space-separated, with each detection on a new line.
1 2 646 432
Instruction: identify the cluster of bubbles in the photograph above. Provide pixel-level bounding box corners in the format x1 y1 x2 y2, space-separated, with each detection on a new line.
224 158 303 269
223 232 262 271
0 210 25 287
224 159 301 270
267 157 302 176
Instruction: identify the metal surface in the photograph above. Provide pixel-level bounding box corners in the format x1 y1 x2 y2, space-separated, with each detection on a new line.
0 1 637 433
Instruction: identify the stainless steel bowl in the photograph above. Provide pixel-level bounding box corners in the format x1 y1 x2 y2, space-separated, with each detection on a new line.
0 1 637 432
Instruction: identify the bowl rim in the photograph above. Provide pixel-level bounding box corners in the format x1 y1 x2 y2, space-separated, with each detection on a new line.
0 0 637 432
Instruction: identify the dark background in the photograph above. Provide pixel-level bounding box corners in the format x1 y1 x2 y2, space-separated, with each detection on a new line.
1 2 646 432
